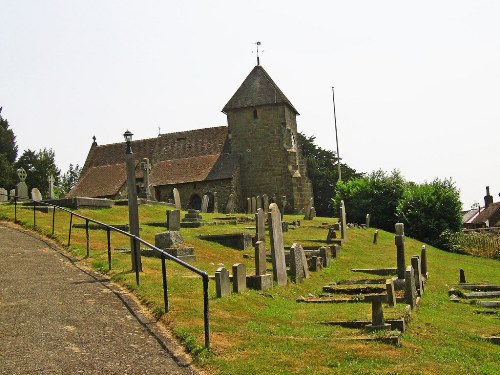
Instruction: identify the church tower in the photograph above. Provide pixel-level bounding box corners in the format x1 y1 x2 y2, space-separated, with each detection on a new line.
222 65 313 213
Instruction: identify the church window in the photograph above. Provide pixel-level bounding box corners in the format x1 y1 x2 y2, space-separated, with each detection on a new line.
253 109 258 119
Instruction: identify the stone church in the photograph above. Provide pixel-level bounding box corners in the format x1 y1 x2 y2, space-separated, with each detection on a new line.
68 64 313 213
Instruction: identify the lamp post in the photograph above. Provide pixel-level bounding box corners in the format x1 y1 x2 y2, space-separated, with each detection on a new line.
124 130 142 272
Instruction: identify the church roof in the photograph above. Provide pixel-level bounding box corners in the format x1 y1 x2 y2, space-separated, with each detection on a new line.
68 126 237 198
222 65 299 115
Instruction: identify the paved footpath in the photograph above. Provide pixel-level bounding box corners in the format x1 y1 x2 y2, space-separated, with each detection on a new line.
0 223 198 375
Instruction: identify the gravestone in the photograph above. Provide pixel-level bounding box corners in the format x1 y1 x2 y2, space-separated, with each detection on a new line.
166 210 181 231
256 195 262 210
364 294 391 331
247 240 273 290
326 227 337 242
421 245 428 278
310 256 323 272
9 189 15 200
255 208 265 242
411 256 424 295
247 197 251 214
225 193 236 213
182 209 202 224
31 188 43 202
290 243 309 283
213 191 218 213
459 269 466 284
48 175 55 199
386 278 396 307
215 267 230 298
0 188 7 202
251 196 257 214
155 231 184 248
310 207 316 219
254 240 267 276
373 230 379 244
366 214 371 229
201 194 209 213
139 158 153 200
331 244 341 258
15 168 28 199
319 246 331 267
173 188 181 209
340 200 347 240
262 194 269 214
333 222 340 231
405 266 417 309
395 223 406 280
268 203 287 286
232 263 247 293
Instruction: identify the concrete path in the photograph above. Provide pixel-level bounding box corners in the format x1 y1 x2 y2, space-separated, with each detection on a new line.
0 223 198 374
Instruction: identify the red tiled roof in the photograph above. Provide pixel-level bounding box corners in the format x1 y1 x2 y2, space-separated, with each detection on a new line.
67 163 127 198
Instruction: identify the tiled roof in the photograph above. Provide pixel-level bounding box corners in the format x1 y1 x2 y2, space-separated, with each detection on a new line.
67 163 127 198
222 65 299 114
472 202 500 226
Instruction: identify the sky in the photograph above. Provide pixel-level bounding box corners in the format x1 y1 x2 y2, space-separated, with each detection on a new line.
1 1 498 210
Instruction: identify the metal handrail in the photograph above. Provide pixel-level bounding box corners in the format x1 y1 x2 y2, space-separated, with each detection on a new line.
0 192 210 348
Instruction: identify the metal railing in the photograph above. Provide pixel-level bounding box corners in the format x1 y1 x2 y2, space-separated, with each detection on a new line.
0 193 210 348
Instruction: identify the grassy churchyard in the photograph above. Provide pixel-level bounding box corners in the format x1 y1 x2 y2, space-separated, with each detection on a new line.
0 203 499 374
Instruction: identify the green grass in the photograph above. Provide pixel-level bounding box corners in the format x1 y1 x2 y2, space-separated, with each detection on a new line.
1 202 499 374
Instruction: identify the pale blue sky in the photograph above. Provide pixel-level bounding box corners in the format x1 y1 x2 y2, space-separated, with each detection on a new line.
1 1 498 209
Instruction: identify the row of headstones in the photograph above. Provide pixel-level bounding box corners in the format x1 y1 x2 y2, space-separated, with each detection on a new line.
246 194 271 215
172 187 238 214
0 187 48 202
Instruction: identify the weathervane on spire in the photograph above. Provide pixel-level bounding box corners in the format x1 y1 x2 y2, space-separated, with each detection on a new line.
253 41 264 65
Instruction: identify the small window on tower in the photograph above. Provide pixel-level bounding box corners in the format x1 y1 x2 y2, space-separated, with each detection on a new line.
253 109 258 119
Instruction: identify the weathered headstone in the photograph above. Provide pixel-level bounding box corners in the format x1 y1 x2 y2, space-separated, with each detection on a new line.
319 246 331 267
251 196 257 214
411 256 424 295
9 189 15 200
201 194 209 213
364 294 391 331
366 214 371 229
47 175 55 199
139 158 153 200
421 245 428 278
310 256 323 272
310 207 316 219
173 188 181 209
15 168 28 199
255 208 266 242
386 278 396 307
247 240 273 290
225 193 236 213
262 194 269 214
247 197 251 214
268 203 287 286
232 263 247 293
395 223 406 280
155 231 184 248
215 267 230 297
340 200 347 240
331 244 341 258
213 191 218 213
0 188 7 202
31 188 43 202
326 227 337 242
254 240 267 276
166 210 181 231
256 195 262 210
290 243 309 283
405 266 417 309
333 222 340 231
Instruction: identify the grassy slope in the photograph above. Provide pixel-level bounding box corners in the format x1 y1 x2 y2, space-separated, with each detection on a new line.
1 203 499 374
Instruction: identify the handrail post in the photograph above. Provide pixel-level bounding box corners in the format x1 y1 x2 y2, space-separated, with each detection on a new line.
68 213 73 247
85 219 90 257
52 206 56 236
107 228 112 270
14 196 17 222
33 200 36 227
203 274 210 349
161 253 169 312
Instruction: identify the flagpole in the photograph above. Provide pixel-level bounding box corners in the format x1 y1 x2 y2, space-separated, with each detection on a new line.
332 86 341 182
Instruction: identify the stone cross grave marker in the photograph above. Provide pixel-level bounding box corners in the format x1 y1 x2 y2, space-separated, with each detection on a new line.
262 194 269 214
395 223 406 280
0 188 7 202
201 194 209 213
47 175 55 199
139 158 153 200
166 210 181 231
268 203 287 286
173 188 181 209
232 263 247 293
215 267 231 298
31 188 43 202
15 168 28 199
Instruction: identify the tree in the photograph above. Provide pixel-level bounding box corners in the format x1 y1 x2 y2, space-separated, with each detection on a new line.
59 163 81 195
15 148 60 198
396 178 462 247
298 132 362 216
0 112 18 188
334 169 406 231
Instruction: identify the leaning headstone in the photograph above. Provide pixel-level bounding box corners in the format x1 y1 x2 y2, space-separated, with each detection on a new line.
0 188 7 202
262 194 269 214
255 208 266 242
421 245 428 279
251 196 257 214
173 188 181 209
395 223 406 280
268 203 287 286
386 278 396 307
411 256 424 295
247 197 251 214
366 214 371 229
9 189 15 200
31 188 43 202
319 246 331 267
215 267 230 298
225 193 236 213
340 200 347 240
290 243 309 283
166 210 181 231
232 263 247 293
201 194 209 213
15 168 28 199
47 175 55 199
405 266 417 309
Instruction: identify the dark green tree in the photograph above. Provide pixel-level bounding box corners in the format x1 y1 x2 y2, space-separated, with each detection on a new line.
0 111 18 188
298 132 362 216
334 169 406 231
59 163 81 195
396 178 462 247
15 148 60 198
